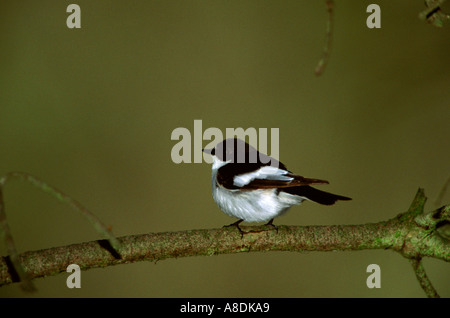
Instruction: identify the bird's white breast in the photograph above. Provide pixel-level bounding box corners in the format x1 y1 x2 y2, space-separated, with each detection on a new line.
211 167 306 222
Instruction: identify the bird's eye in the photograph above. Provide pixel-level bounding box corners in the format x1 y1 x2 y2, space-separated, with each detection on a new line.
211 148 215 155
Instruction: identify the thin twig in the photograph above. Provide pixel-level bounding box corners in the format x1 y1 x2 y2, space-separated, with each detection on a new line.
410 258 440 298
0 172 121 291
0 172 121 250
0 186 35 292
315 0 334 76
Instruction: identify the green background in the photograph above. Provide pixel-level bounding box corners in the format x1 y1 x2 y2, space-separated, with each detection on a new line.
0 0 449 297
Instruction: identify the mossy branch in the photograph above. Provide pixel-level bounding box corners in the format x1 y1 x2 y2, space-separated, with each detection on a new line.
0 173 448 297
419 0 450 27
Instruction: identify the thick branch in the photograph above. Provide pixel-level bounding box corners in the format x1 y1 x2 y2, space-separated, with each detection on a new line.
0 188 448 298
1 210 448 288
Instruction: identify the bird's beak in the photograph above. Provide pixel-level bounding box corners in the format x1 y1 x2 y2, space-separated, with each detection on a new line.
202 148 213 155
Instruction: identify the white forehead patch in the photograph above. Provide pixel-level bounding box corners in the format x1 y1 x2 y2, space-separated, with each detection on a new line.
212 156 231 170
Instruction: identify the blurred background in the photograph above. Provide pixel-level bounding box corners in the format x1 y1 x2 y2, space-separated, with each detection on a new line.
0 0 449 297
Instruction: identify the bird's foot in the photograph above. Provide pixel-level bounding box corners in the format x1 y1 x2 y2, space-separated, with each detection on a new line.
264 219 279 233
223 219 245 237
223 219 278 237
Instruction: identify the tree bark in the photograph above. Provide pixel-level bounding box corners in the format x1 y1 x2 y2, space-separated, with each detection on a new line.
0 188 448 297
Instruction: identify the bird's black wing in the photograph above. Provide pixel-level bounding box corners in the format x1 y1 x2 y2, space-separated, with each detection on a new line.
217 162 329 190
282 186 352 205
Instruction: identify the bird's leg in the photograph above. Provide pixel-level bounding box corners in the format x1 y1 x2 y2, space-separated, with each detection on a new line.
223 219 245 237
264 219 278 233
223 219 278 236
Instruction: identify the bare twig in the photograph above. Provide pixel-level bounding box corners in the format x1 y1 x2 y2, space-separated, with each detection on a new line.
0 172 121 291
315 0 334 76
410 258 440 298
0 186 35 292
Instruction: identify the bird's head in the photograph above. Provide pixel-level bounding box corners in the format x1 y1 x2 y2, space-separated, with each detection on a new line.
202 138 280 168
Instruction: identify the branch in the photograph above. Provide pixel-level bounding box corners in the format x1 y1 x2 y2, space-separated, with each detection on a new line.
410 258 440 298
315 0 334 76
313 0 448 76
419 0 450 27
0 189 449 297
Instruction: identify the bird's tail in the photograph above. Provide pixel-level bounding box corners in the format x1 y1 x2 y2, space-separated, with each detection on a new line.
283 186 351 205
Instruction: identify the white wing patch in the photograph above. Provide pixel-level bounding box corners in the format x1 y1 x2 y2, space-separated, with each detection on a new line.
233 166 294 187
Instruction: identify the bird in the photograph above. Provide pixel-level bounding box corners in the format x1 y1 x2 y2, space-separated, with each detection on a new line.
202 138 351 233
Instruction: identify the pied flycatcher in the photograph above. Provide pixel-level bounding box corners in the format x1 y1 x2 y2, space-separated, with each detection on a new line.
202 138 351 232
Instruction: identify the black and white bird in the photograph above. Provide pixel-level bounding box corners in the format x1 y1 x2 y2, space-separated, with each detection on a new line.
202 138 351 231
